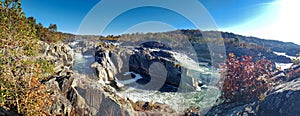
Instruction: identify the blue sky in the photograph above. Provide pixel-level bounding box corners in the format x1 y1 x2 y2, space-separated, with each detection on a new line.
22 0 300 44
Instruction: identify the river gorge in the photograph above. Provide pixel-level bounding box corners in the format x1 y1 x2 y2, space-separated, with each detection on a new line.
34 37 300 116
67 39 221 114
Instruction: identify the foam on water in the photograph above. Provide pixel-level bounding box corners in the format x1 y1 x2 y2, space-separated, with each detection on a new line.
71 40 220 113
116 86 220 112
70 41 79 47
172 52 211 74
273 51 296 59
83 55 94 58
73 52 96 77
74 52 84 60
113 50 220 112
117 72 143 85
275 62 293 70
273 52 295 70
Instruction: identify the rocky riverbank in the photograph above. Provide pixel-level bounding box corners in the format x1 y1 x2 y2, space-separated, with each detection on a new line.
36 40 184 115
5 39 299 115
92 42 209 92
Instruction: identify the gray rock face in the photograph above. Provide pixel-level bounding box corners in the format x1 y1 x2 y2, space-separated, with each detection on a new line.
46 77 73 115
258 78 300 116
38 41 74 77
70 73 135 115
94 42 202 92
46 73 134 115
92 43 118 83
47 72 180 115
42 41 179 115
37 41 74 115
70 40 98 56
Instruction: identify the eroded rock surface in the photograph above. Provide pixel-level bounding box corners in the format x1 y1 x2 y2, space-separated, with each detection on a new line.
258 78 300 115
42 41 181 115
38 41 74 77
93 42 205 92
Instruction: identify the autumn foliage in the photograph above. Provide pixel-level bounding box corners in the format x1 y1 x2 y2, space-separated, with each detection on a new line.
0 0 54 115
219 53 273 103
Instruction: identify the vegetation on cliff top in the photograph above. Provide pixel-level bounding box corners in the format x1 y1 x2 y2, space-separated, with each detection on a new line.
0 0 66 115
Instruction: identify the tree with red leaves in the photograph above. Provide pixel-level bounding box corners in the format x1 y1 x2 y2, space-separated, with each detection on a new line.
219 53 273 103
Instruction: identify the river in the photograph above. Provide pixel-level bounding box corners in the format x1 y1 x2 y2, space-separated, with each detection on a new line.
70 39 221 113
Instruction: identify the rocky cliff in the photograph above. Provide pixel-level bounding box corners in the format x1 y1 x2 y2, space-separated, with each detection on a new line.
39 41 181 115
92 42 206 92
38 41 74 77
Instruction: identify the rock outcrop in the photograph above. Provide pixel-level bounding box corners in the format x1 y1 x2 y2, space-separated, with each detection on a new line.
69 39 98 56
46 73 136 115
92 43 118 83
93 42 204 92
258 78 300 115
47 71 180 115
256 59 300 115
40 41 180 115
38 41 74 77
206 59 300 116
38 41 135 115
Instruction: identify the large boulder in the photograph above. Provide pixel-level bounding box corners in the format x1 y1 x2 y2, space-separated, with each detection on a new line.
46 73 134 115
258 78 300 115
92 43 118 83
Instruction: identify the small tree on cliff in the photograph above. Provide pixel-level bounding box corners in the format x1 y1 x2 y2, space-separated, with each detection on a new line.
219 53 273 103
48 24 57 32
